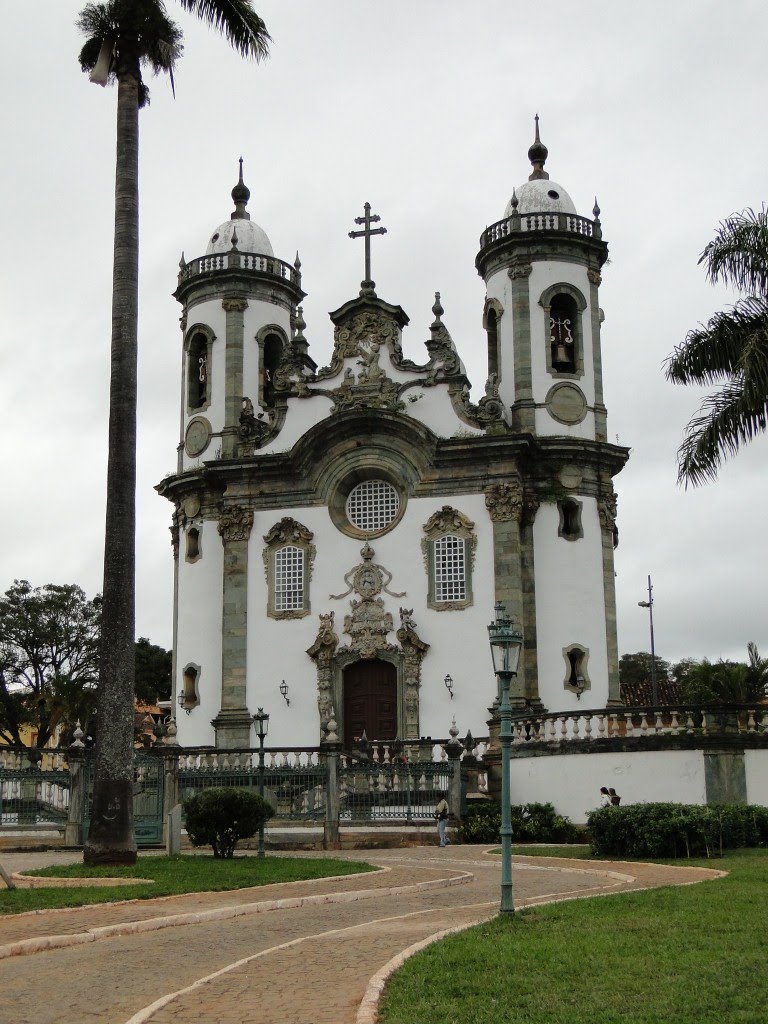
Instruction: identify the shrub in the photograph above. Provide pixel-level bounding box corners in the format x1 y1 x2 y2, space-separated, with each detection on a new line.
587 802 768 859
459 801 579 844
184 787 274 858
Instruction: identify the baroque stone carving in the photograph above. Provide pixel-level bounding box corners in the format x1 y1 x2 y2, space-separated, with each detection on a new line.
330 543 405 601
263 517 314 548
217 505 254 543
587 269 602 286
238 397 271 444
221 297 248 312
473 373 506 427
423 506 475 537
306 612 339 723
485 480 523 522
508 263 533 280
598 490 618 531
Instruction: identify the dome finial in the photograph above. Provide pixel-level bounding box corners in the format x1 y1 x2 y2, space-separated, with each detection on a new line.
528 113 549 181
231 156 251 221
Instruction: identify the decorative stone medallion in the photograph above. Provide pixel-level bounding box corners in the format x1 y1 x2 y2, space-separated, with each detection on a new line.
185 416 212 457
546 382 587 425
559 467 582 490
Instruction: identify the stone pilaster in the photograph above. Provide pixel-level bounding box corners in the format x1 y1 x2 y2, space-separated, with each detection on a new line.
222 297 248 459
598 488 622 706
588 270 607 442
213 504 254 748
485 478 529 707
509 265 535 433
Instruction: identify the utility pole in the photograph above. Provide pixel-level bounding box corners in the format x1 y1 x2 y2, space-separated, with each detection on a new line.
638 575 657 705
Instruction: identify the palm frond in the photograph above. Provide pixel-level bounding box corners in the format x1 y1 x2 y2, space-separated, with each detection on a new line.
665 296 768 385
676 377 768 487
700 205 768 295
178 0 271 59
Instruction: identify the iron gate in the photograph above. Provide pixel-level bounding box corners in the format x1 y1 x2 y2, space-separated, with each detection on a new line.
81 752 166 846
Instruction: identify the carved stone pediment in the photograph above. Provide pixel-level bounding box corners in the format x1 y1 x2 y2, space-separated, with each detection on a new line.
263 517 314 547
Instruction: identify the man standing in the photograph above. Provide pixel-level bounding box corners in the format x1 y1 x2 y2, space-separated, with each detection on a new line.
435 791 450 847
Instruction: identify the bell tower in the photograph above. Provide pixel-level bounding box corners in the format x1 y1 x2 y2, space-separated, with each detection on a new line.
476 117 608 443
476 119 626 711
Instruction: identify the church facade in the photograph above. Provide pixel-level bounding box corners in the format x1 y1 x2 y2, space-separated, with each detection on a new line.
158 126 629 750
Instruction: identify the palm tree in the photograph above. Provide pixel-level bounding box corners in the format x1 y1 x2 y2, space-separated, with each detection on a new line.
76 1 270 865
665 205 768 487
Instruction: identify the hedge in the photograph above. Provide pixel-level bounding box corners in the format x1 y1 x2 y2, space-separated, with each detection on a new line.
587 802 768 859
459 801 580 845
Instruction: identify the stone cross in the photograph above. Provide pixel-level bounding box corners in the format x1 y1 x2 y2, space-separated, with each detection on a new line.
348 202 387 294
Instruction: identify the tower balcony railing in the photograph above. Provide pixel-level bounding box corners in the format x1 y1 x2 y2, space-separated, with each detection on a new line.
479 210 599 250
508 704 768 748
178 250 301 288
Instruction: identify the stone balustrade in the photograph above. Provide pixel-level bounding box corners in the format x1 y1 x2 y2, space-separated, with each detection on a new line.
178 251 301 287
509 705 768 747
479 210 598 250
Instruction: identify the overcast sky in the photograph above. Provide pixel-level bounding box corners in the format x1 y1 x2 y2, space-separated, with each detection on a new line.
2 1 766 666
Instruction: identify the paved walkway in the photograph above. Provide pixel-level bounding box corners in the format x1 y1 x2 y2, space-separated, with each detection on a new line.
0 847 723 1024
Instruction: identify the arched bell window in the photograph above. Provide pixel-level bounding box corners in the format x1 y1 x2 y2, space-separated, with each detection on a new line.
539 284 586 379
185 326 215 413
257 326 288 409
483 298 504 383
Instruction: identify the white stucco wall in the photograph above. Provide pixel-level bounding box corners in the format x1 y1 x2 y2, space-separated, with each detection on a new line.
744 749 768 807
510 749 708 824
175 520 224 746
532 497 609 712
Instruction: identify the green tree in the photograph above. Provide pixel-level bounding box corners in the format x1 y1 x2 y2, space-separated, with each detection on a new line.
0 581 101 748
76 0 271 866
619 652 671 688
134 637 172 705
677 644 768 704
665 205 768 486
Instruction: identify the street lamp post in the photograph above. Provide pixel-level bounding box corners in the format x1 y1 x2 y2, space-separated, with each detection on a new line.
487 602 524 916
638 575 658 705
252 708 270 859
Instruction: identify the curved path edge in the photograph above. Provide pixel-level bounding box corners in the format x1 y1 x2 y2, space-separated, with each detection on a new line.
0 869 472 962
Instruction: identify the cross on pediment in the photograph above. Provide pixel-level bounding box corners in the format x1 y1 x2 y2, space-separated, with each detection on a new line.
348 202 387 296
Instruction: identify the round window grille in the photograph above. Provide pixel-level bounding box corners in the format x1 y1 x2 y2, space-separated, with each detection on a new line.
346 480 400 533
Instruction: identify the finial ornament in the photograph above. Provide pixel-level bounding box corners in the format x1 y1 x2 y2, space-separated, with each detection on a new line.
528 113 549 181
348 201 387 297
432 291 444 321
230 227 239 250
510 188 519 212
231 157 251 220
593 197 601 219
294 250 302 271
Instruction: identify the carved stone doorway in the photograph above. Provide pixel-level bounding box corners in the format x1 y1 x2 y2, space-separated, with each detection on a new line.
343 659 397 748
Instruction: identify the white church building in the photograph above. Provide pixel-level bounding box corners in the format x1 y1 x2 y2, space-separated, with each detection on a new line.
158 123 629 753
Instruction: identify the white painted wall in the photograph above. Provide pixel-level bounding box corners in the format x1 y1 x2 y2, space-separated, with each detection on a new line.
175 520 223 746
744 749 768 807
533 497 610 712
509 749 708 824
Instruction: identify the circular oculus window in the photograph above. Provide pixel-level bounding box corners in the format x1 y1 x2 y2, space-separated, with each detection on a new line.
345 480 400 534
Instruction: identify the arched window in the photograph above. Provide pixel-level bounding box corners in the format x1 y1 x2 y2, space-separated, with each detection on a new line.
187 332 210 410
263 518 315 619
549 294 577 374
483 298 503 382
558 497 583 541
422 506 476 611
185 526 201 562
539 284 586 379
262 332 283 407
181 663 200 709
562 644 590 697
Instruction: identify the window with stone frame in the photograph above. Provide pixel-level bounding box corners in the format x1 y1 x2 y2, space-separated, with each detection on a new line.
263 518 315 619
186 329 213 411
539 283 587 379
557 497 583 541
422 506 476 611
562 643 590 697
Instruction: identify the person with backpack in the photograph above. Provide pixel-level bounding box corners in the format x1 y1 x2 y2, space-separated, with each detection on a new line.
435 791 450 847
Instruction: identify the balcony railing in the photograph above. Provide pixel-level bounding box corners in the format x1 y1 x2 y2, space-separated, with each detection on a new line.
479 211 599 250
178 251 301 288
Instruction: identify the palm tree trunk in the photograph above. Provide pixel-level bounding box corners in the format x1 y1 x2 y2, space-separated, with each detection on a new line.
83 65 140 866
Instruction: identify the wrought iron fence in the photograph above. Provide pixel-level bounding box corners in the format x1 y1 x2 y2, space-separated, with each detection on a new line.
0 748 70 827
177 748 327 822
339 754 453 823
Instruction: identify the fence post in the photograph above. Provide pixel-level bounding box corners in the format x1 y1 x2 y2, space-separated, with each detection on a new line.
323 744 341 850
444 726 465 832
64 747 86 848
162 746 180 849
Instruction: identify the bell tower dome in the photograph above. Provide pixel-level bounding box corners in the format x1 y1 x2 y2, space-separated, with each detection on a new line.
476 118 608 443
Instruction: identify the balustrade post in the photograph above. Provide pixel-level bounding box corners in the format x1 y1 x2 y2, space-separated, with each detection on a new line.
323 744 341 850
161 749 180 849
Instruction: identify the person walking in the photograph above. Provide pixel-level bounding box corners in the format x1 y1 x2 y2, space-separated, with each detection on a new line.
599 786 612 808
435 791 450 846
609 787 621 806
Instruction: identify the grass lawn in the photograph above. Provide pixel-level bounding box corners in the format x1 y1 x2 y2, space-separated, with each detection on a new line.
0 854 375 916
379 848 767 1024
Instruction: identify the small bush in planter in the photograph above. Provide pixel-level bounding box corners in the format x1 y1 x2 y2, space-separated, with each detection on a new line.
184 787 274 858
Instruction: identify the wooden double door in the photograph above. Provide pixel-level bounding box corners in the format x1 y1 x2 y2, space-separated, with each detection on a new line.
343 659 397 748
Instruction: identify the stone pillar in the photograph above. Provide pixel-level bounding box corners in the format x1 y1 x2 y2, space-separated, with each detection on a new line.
598 488 622 706
508 264 535 433
161 748 179 847
587 269 608 443
64 749 86 847
323 744 342 850
221 296 248 459
213 504 254 748
485 478 536 707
